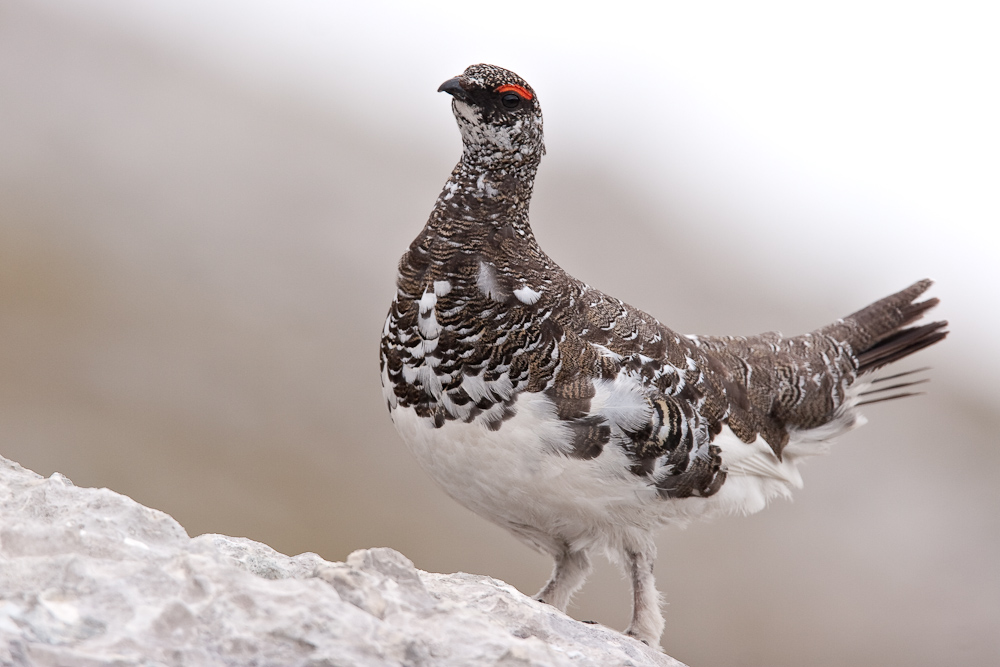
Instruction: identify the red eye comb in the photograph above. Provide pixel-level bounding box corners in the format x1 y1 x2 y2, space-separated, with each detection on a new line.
496 84 533 100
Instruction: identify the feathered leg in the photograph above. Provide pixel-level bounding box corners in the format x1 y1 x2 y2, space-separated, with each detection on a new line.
534 545 591 612
623 547 664 646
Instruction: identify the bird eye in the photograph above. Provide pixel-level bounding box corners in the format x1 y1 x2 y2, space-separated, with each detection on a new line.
501 92 521 109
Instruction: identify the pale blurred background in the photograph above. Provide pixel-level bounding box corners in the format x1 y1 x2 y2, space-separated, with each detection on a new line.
2 1 998 665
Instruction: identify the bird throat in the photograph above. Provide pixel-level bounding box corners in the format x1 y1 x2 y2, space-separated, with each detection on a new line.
428 156 539 239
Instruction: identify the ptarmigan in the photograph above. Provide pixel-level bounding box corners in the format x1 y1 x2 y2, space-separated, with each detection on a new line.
379 63 948 647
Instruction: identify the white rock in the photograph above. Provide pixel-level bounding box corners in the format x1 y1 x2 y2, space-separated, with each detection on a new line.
0 456 684 666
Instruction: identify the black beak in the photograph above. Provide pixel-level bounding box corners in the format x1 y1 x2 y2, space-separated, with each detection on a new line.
438 77 470 102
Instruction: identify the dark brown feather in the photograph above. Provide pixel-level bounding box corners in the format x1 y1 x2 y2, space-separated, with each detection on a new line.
857 392 926 407
858 379 929 396
857 321 949 374
869 367 931 383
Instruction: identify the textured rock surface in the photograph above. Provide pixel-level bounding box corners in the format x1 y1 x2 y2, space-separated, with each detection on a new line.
0 456 683 666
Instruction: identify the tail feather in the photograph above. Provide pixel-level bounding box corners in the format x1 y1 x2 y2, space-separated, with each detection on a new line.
868 367 931 383
696 280 946 453
856 391 926 407
821 279 948 376
898 297 941 328
856 321 948 374
858 378 929 397
855 367 934 407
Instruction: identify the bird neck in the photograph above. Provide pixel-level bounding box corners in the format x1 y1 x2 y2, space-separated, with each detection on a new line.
427 154 540 238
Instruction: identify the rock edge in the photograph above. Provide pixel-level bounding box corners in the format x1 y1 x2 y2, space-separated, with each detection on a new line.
0 456 684 666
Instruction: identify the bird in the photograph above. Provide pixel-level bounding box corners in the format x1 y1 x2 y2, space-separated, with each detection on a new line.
379 63 948 648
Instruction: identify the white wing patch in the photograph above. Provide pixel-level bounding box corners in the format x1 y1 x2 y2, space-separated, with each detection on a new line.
591 374 652 436
417 290 442 340
513 285 542 305
477 261 508 302
418 290 436 315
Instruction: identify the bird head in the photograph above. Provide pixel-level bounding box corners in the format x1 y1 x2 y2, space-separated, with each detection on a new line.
438 64 545 165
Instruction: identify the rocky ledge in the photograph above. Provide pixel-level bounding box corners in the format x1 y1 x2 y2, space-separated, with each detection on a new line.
0 456 683 666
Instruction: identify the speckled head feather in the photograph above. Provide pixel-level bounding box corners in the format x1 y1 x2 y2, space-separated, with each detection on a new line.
438 64 544 165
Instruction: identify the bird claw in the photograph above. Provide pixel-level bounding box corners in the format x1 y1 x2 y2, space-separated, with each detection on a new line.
625 630 650 646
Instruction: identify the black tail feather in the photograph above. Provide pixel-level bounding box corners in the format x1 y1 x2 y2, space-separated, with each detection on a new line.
858 378 929 396
857 367 933 406
899 297 940 329
870 367 931 383
857 391 926 407
857 320 948 374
